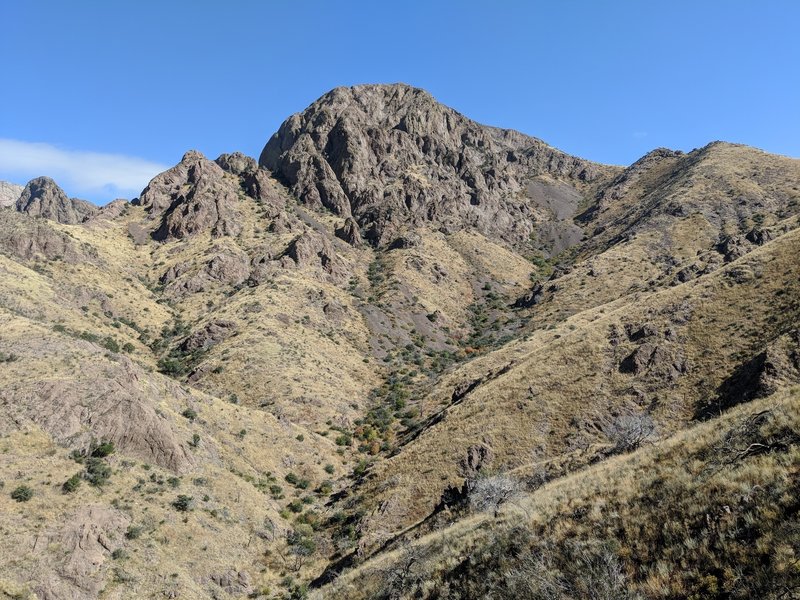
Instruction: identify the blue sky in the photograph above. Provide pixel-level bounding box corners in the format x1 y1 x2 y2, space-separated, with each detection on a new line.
1 1 798 203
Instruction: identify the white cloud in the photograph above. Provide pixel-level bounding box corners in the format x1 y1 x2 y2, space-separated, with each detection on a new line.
0 139 169 202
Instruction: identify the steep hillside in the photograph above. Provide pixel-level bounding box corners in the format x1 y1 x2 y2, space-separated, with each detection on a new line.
316 386 800 600
0 84 798 599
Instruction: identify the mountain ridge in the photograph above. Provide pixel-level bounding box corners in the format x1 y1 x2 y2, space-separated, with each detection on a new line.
0 83 798 600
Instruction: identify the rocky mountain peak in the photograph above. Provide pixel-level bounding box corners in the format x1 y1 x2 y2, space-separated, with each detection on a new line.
260 83 618 248
135 150 244 241
15 176 97 224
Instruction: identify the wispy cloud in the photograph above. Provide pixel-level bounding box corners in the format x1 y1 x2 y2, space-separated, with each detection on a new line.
0 139 169 202
632 131 649 139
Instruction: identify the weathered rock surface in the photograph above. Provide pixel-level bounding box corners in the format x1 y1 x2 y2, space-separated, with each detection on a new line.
33 506 129 600
0 337 195 472
136 150 244 241
0 180 23 208
335 216 363 246
281 230 346 281
261 83 617 248
15 177 97 224
0 209 92 263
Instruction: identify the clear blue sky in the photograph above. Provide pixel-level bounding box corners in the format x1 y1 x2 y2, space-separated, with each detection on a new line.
1 1 798 202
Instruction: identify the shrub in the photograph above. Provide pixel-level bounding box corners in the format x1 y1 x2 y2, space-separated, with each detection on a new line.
603 413 656 454
101 336 120 353
85 458 112 487
285 472 299 486
10 485 33 502
91 440 115 458
62 473 82 494
324 464 335 475
172 494 193 512
181 408 197 421
125 525 144 540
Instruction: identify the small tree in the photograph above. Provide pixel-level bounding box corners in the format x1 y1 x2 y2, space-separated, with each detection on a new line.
469 473 521 518
84 457 112 487
286 524 316 571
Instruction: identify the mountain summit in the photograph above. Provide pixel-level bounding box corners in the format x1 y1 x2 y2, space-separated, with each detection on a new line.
261 83 618 249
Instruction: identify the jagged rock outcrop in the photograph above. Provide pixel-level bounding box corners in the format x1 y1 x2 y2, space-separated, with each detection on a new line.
0 180 23 208
261 83 617 248
160 247 251 295
136 150 244 240
0 344 195 472
33 506 129 600
15 177 97 224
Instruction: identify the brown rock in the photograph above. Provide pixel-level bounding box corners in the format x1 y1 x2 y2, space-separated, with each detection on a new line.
137 151 243 241
335 216 363 246
16 177 97 224
261 83 614 248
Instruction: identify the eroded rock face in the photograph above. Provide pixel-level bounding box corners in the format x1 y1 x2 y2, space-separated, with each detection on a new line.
335 216 363 246
16 177 97 224
0 347 195 473
33 506 129 600
280 230 346 282
261 83 614 248
181 320 237 352
0 210 93 263
136 150 243 241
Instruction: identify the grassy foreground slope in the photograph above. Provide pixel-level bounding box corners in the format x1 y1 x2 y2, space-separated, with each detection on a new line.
318 385 800 600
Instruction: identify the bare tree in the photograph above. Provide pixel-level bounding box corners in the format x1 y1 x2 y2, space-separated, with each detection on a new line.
603 413 656 454
469 473 522 518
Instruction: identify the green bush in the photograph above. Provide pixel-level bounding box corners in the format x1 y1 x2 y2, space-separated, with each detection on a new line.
101 336 120 353
172 494 193 512
91 440 115 458
62 473 82 494
11 485 33 502
84 457 112 487
125 525 144 539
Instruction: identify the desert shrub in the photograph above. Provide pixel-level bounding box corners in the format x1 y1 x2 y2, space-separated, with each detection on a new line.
603 413 656 454
62 473 82 494
91 440 115 458
181 408 197 421
10 485 33 502
172 494 193 512
101 336 120 353
125 525 144 539
84 457 112 486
